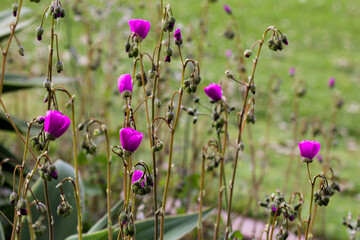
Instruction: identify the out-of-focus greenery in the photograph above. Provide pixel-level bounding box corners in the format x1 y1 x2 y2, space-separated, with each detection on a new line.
0 0 359 239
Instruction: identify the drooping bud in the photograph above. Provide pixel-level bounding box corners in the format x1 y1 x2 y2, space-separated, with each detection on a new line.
125 42 131 52
249 84 256 95
12 3 18 17
36 27 45 41
48 164 58 180
165 55 171 63
56 61 64 73
166 48 173 57
10 192 17 205
244 49 253 58
154 98 162 108
281 34 288 45
166 111 175 123
17 198 27 215
223 4 232 14
18 46 24 56
225 70 234 79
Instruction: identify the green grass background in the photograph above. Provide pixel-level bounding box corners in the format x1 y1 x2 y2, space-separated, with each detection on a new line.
1 0 360 239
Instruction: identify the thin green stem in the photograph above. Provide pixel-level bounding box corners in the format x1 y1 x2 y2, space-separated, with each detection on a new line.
198 153 205 240
105 129 112 240
305 163 314 240
159 55 187 240
44 180 54 240
224 26 275 240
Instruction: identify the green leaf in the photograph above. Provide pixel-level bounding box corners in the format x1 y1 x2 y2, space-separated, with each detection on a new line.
0 8 35 41
21 160 85 240
2 73 75 93
65 208 213 240
228 230 244 240
0 219 5 240
87 200 124 233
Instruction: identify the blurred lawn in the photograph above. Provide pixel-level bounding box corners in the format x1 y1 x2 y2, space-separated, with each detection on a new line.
1 0 360 239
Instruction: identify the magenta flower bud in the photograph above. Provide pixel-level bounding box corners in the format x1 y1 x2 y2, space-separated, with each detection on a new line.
120 127 143 153
44 110 71 140
271 205 277 213
118 74 133 93
223 5 232 14
174 28 182 41
225 49 232 58
128 19 151 40
289 67 295 77
165 55 171 62
289 215 295 221
50 171 58 180
298 140 321 162
132 170 146 187
328 77 335 89
204 83 222 102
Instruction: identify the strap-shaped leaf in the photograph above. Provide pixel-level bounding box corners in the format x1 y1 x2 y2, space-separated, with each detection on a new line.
65 208 213 240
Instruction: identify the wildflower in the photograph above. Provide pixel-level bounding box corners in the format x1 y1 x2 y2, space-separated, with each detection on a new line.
128 19 151 40
120 128 143 153
298 140 321 163
132 170 145 186
165 55 171 62
174 28 182 41
44 110 71 140
225 49 232 58
289 67 295 77
204 83 222 102
328 77 335 89
118 74 133 98
223 5 232 14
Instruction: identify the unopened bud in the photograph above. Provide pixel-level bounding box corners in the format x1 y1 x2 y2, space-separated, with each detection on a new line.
36 27 44 41
281 34 288 45
154 98 162 108
166 48 173 57
18 46 24 56
12 3 18 17
166 111 174 122
56 61 64 73
244 49 253 58
43 80 51 90
225 70 234 79
10 192 17 205
125 42 131 52
249 84 256 95
238 142 245 151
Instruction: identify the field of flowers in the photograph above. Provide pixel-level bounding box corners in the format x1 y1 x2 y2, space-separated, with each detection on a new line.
0 0 360 240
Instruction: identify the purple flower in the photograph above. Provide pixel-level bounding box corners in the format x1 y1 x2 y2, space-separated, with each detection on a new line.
128 19 151 40
289 67 295 76
225 49 232 58
120 127 143 153
224 5 232 14
328 77 335 89
165 55 171 62
204 83 222 102
271 205 277 213
174 28 182 41
50 170 58 180
298 140 321 161
132 170 146 187
118 74 133 93
44 110 71 140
